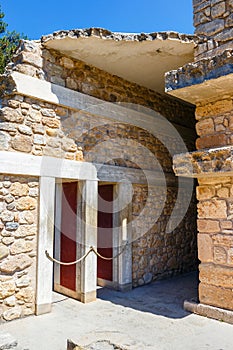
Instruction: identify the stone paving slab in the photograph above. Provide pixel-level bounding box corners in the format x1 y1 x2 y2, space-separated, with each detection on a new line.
1 272 233 350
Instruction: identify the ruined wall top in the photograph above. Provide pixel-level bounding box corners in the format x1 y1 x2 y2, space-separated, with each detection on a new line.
193 0 233 60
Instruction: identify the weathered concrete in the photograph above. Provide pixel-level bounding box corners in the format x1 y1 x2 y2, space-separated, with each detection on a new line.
1 273 233 350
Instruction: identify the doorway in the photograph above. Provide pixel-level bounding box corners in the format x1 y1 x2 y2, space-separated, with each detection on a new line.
53 182 79 299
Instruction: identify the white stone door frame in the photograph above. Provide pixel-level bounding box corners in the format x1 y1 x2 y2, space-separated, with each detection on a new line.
97 182 132 291
0 151 98 315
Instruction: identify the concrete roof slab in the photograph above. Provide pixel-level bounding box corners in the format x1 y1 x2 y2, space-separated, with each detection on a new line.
41 28 196 93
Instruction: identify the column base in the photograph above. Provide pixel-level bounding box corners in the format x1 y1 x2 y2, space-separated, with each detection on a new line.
35 303 52 315
80 290 96 303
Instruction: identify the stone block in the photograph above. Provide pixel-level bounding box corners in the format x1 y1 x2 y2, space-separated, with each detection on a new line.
10 182 28 197
198 199 227 219
0 254 32 273
195 18 224 36
0 132 10 151
11 135 32 153
197 219 220 233
0 245 9 260
42 117 60 128
214 246 227 263
10 239 33 255
199 263 233 288
196 186 215 200
2 306 21 321
211 2 226 19
196 118 214 136
0 107 24 123
198 234 213 262
212 234 233 247
16 197 37 211
196 134 227 149
199 283 233 310
0 280 15 299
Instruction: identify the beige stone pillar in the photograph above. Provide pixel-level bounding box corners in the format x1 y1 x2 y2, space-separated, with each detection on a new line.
165 0 233 315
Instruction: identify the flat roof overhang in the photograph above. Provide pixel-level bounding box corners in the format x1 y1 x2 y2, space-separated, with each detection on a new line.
42 28 196 93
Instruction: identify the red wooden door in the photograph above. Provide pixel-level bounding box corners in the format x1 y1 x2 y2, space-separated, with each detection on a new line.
60 182 77 291
97 185 113 281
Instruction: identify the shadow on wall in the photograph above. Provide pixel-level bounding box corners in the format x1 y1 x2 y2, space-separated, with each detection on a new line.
97 271 198 319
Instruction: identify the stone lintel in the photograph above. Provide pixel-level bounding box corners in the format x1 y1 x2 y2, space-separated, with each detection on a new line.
184 300 233 325
165 49 233 104
173 145 233 178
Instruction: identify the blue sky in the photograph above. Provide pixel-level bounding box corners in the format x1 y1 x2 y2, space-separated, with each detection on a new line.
1 0 194 40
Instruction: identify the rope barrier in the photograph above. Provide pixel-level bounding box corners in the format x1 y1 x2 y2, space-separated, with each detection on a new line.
45 248 92 266
45 243 128 265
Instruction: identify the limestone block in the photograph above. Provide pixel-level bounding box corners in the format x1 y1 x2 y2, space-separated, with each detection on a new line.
7 100 20 109
27 110 41 123
212 234 233 247
214 246 227 263
196 134 227 149
10 239 33 255
0 254 32 273
198 199 227 219
198 234 213 262
0 107 24 123
196 118 214 136
196 186 215 200
197 219 220 233
16 287 34 303
19 51 43 68
18 125 32 136
2 237 14 245
199 263 233 288
14 224 37 237
0 123 17 133
11 135 32 153
61 139 77 152
211 1 226 19
0 132 10 150
0 211 14 222
16 197 37 210
5 222 19 231
195 18 224 36
18 211 36 225
216 186 230 198
16 275 30 288
42 117 60 128
2 306 21 321
60 56 74 69
33 134 46 145
10 182 28 197
0 245 9 260
199 283 233 310
4 295 16 307
196 100 232 119
0 280 15 299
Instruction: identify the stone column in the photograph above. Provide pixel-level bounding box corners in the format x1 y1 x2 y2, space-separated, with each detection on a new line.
165 0 233 315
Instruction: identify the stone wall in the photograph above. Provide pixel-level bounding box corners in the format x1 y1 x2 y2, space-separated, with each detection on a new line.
132 184 197 287
0 38 198 318
193 0 233 60
0 175 38 321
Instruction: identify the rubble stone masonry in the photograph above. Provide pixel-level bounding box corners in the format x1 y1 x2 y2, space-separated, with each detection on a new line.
0 35 197 320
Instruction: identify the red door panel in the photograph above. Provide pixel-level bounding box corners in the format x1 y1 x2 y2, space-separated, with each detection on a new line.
97 185 113 281
60 182 77 291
